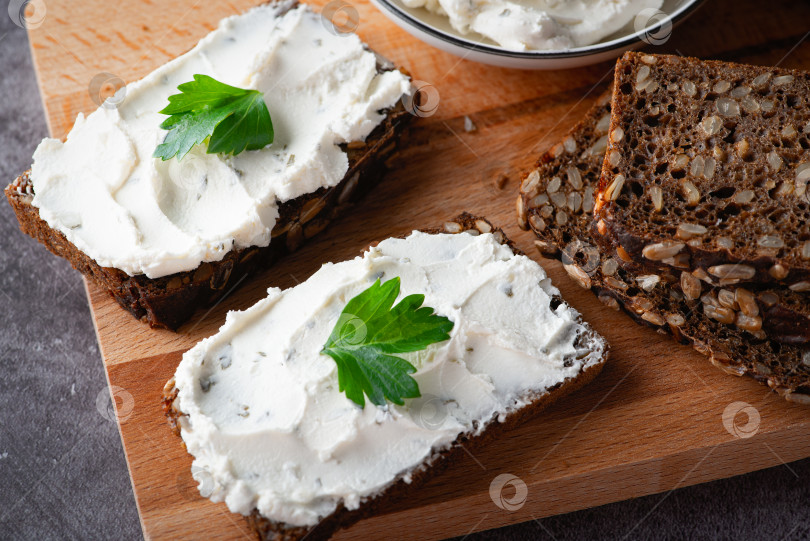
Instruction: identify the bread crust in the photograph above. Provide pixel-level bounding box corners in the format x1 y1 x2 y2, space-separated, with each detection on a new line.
5 93 410 330
162 214 609 541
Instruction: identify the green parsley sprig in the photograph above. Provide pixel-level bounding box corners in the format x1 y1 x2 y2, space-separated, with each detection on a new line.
153 74 274 161
321 277 454 408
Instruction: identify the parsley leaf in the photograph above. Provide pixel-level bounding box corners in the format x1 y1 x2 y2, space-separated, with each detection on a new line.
153 74 273 161
321 277 454 408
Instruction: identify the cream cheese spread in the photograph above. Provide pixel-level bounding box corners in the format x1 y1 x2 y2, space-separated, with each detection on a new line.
401 0 664 51
173 231 605 527
29 3 410 278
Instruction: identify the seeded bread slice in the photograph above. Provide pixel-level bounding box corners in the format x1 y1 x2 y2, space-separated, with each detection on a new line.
594 51 810 289
163 213 609 541
5 83 410 331
518 95 810 402
518 92 810 344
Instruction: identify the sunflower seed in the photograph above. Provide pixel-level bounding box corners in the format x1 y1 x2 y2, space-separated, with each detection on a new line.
605 276 629 291
789 281 810 292
566 166 583 190
475 220 492 233
682 80 697 97
736 313 762 332
641 54 657 64
673 154 689 170
708 264 756 280
769 264 788 279
643 241 685 261
602 258 619 276
735 288 759 317
761 100 775 113
704 304 735 324
637 65 650 83
564 264 591 289
563 136 576 153
516 196 527 229
735 139 751 158
582 186 595 213
636 274 660 292
757 235 785 249
716 98 740 116
733 190 755 204
730 86 751 98
682 181 700 206
540 205 554 218
782 125 798 138
549 191 566 208
701 115 723 136
717 289 738 310
530 193 549 206
444 221 462 233
610 127 625 143
529 214 546 231
690 155 705 177
796 163 810 182
650 185 663 212
802 241 810 260
547 176 562 193
616 245 632 262
666 313 686 326
521 170 541 193
605 174 625 201
759 291 779 306
676 223 708 239
752 73 772 87
567 192 583 212
773 74 794 86
608 150 621 167
715 237 734 250
681 271 702 300
596 114 611 133
590 135 609 155
556 210 568 226
641 311 665 326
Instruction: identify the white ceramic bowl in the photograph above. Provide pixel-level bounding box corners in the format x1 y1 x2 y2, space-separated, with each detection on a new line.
369 0 708 70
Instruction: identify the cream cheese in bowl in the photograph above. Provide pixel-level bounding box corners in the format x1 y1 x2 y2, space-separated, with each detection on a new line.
400 0 664 51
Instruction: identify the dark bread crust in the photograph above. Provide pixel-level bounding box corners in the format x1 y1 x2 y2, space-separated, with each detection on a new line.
5 96 410 330
518 92 810 403
162 214 609 541
595 51 810 287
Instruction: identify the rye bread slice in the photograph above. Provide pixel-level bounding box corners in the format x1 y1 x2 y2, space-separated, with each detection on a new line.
518 95 810 403
5 75 411 331
594 51 810 288
518 91 810 344
163 213 609 541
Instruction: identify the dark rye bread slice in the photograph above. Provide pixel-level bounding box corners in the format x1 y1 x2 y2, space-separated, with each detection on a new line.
6 90 411 330
517 92 810 344
517 96 810 403
594 51 810 288
163 213 609 541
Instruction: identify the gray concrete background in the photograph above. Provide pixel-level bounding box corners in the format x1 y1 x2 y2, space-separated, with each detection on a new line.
0 9 808 541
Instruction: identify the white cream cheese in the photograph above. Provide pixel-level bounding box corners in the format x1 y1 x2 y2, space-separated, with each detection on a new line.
401 0 664 51
173 231 605 527
29 3 410 278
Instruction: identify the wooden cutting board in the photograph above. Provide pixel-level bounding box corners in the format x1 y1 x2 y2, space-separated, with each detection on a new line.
25 0 810 539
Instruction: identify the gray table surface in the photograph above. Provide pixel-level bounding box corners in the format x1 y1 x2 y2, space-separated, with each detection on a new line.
0 11 808 541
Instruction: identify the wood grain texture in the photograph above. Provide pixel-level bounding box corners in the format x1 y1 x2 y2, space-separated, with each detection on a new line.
26 0 810 539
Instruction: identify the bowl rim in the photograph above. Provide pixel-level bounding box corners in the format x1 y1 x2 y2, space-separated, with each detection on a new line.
372 0 707 58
